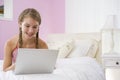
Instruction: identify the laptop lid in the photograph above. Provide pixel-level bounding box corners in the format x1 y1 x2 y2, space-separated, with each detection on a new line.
14 48 58 75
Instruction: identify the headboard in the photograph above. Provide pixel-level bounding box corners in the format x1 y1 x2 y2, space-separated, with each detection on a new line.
47 32 102 63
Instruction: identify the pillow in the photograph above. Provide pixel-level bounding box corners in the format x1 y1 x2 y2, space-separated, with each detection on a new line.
58 39 74 58
48 39 74 58
67 39 98 58
86 39 98 57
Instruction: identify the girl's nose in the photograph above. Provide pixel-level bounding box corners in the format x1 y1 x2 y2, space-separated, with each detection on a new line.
28 28 34 33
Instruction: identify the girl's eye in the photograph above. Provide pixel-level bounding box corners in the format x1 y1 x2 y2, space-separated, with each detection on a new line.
33 26 37 29
26 25 30 27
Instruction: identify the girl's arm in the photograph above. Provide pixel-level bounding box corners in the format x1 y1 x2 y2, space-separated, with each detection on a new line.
3 41 13 72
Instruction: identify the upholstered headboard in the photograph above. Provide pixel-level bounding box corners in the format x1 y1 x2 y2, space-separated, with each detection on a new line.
47 32 102 63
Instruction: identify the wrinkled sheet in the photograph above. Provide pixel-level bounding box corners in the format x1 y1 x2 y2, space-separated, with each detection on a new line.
0 57 105 80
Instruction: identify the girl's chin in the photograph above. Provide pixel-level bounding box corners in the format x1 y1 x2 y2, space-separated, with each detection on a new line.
25 35 34 39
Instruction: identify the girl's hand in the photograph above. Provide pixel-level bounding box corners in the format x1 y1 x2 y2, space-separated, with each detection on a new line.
10 63 15 70
4 63 15 72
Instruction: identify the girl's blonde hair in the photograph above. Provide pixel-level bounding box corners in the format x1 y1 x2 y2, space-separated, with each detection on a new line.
18 8 41 48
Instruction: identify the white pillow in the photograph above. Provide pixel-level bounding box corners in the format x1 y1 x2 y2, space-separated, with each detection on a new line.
87 39 98 57
67 39 98 58
58 39 74 58
48 39 74 58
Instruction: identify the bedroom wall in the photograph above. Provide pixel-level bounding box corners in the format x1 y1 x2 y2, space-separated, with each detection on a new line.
65 0 120 33
0 0 65 59
1 0 119 59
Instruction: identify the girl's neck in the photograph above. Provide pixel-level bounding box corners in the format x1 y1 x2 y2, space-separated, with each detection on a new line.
22 37 36 45
22 38 36 48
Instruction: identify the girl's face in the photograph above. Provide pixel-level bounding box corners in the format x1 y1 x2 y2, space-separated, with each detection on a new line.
20 17 39 39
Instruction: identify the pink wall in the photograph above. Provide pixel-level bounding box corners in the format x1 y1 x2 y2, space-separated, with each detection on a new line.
0 0 4 6
0 0 65 59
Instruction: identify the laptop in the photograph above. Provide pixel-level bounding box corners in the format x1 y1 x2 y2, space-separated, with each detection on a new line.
14 48 58 75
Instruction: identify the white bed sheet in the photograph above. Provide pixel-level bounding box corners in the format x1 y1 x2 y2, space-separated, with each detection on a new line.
0 57 105 80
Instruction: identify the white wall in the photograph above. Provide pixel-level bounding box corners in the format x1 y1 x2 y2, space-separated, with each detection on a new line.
65 0 120 33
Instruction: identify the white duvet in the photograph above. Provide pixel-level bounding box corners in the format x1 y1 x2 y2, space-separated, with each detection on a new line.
0 57 105 80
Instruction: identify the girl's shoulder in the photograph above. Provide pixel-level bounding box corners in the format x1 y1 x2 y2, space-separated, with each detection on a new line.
5 35 19 49
38 38 48 49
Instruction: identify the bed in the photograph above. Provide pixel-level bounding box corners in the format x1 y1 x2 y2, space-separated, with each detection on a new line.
0 32 105 80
